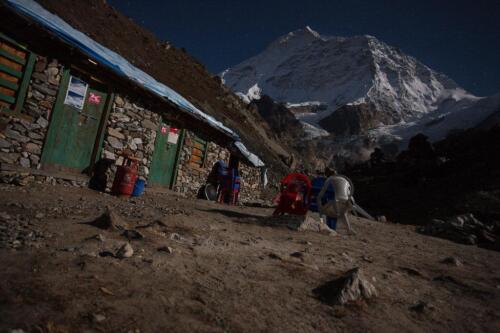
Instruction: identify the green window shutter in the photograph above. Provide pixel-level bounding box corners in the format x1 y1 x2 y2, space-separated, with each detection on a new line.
0 33 36 115
189 134 208 168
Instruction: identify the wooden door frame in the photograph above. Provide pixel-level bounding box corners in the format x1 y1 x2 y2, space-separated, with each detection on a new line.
170 129 185 189
89 91 114 168
40 67 71 170
148 121 166 188
40 66 113 175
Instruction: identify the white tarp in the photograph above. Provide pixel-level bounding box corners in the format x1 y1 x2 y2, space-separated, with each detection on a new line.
233 141 265 167
5 0 266 167
234 141 268 187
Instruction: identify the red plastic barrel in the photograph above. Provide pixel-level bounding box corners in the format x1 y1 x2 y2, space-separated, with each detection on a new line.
111 156 139 197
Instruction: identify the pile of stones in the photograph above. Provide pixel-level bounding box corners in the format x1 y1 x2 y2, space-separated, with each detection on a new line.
418 213 500 251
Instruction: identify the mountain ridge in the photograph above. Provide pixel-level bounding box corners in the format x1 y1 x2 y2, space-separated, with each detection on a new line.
222 26 499 153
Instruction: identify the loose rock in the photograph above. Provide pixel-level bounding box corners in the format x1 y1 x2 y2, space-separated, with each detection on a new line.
0 212 11 220
86 233 106 242
85 207 127 230
410 300 434 313
158 246 173 253
313 267 377 305
122 229 144 240
170 233 183 241
116 242 134 258
441 256 462 267
91 313 106 323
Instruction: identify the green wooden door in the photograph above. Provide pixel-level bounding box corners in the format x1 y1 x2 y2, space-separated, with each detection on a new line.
149 121 183 188
42 71 109 173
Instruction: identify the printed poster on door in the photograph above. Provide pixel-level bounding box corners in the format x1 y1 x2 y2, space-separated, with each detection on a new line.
64 76 88 110
167 127 179 144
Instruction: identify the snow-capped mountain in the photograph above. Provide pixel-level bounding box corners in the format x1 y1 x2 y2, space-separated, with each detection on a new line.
222 26 499 148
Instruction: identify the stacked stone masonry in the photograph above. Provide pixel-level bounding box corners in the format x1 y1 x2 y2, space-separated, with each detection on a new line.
0 56 62 172
100 95 160 191
174 131 262 202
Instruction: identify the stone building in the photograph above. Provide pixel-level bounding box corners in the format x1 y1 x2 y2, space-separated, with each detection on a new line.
174 131 262 201
0 0 265 201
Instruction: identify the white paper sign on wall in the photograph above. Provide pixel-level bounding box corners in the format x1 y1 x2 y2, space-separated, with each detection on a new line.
167 127 179 144
64 76 88 110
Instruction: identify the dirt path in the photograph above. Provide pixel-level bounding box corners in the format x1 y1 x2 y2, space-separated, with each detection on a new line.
1 183 499 332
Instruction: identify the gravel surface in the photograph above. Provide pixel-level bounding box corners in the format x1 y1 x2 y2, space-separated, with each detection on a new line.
1 183 499 332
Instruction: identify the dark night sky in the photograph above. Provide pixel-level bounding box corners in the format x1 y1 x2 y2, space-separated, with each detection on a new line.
108 0 500 96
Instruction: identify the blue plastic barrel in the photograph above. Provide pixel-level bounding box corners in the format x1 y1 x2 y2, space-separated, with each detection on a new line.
132 178 146 197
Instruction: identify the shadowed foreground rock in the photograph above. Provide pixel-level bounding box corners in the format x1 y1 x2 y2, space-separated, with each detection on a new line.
294 213 336 235
313 267 377 305
265 214 336 235
84 207 128 230
418 213 500 250
115 242 134 259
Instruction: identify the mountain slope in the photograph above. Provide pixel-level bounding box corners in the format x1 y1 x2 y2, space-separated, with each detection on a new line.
222 27 499 151
223 27 476 121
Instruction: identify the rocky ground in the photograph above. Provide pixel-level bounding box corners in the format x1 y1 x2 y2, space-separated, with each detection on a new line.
1 183 500 333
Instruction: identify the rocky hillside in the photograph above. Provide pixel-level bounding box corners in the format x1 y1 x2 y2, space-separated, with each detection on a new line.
318 103 390 136
248 96 303 139
348 126 500 234
246 96 327 171
222 26 500 153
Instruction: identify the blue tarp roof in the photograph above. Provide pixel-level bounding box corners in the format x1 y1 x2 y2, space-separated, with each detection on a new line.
5 0 265 167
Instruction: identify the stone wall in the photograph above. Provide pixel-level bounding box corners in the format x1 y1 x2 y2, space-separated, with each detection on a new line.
100 95 160 191
239 163 262 202
0 55 264 201
174 131 229 197
0 56 62 171
174 131 263 202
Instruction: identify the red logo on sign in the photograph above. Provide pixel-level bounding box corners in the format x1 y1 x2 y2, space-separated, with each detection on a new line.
161 126 168 134
88 93 101 104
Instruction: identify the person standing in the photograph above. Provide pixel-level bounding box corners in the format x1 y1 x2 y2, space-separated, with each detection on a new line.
317 168 356 234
